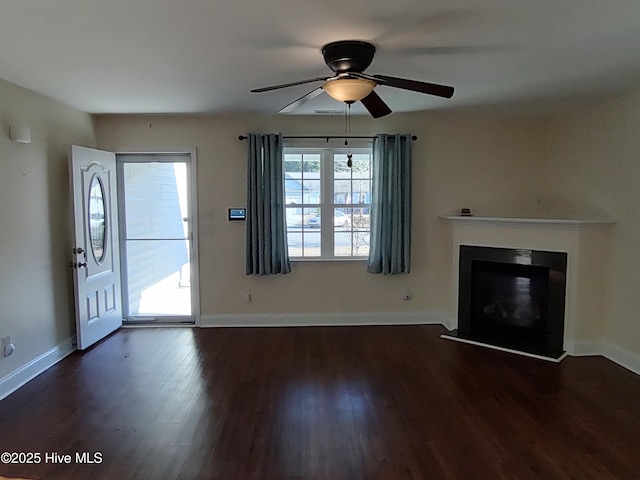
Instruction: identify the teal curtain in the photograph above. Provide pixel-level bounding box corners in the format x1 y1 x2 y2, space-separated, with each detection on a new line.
367 134 412 275
246 133 291 275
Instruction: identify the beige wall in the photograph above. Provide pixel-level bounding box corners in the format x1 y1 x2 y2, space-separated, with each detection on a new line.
0 78 96 381
545 88 640 357
95 112 548 320
2 76 639 385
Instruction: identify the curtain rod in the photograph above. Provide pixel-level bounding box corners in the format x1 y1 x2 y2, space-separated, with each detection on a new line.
238 135 418 141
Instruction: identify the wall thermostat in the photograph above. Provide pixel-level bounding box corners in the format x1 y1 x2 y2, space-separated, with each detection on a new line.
228 208 246 221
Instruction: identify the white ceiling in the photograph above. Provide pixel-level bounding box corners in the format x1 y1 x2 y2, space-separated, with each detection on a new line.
2 0 640 116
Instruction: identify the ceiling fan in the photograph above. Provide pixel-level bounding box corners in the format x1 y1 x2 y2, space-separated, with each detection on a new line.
251 40 455 118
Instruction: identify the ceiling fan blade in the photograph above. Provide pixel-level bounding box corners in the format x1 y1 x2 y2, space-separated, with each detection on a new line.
360 91 392 119
278 87 325 113
373 74 454 98
390 45 516 56
251 77 328 93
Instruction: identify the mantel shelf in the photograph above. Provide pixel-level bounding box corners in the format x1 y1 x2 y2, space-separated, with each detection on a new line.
440 215 614 227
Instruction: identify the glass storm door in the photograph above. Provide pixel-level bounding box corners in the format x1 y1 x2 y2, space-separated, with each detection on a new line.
118 154 194 323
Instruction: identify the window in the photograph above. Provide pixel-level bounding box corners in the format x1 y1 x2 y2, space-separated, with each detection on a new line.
284 145 372 259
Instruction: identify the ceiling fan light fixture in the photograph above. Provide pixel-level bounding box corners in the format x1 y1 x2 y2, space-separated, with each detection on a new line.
322 78 376 103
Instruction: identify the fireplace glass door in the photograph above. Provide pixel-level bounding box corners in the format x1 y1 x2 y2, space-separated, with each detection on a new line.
471 260 549 348
457 245 568 358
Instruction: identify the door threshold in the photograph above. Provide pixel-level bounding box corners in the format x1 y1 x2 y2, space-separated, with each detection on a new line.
122 323 195 328
123 317 195 327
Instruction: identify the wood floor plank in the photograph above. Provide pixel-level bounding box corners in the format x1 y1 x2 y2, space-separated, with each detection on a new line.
0 325 639 480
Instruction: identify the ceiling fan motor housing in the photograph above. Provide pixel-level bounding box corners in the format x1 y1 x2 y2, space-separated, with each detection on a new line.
322 40 376 73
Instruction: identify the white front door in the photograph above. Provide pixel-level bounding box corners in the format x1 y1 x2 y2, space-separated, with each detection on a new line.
70 145 122 350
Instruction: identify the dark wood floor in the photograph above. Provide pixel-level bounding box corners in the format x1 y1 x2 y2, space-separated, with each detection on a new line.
1 325 639 480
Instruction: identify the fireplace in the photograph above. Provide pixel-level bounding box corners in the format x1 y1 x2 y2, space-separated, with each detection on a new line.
442 215 613 358
454 245 567 359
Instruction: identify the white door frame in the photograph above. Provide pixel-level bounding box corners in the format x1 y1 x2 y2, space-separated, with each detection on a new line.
116 150 200 325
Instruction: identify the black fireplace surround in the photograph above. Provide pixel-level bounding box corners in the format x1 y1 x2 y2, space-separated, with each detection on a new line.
456 245 567 359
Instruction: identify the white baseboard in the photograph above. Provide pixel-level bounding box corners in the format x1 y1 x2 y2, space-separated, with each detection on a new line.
199 311 449 328
564 341 603 357
0 337 76 402
601 342 640 376
565 340 640 376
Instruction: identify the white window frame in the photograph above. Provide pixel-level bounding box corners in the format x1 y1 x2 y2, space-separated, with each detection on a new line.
283 141 373 261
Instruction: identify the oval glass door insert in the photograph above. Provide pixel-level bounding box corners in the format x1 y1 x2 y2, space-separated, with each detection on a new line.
88 174 107 263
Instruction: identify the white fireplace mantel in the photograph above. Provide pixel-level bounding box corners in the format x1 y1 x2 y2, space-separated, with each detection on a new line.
442 215 614 356
441 215 614 227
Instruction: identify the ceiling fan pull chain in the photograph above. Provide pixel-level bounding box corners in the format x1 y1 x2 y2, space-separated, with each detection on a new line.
345 103 353 167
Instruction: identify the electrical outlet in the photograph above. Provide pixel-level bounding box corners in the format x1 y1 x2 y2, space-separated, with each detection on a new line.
2 336 15 357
